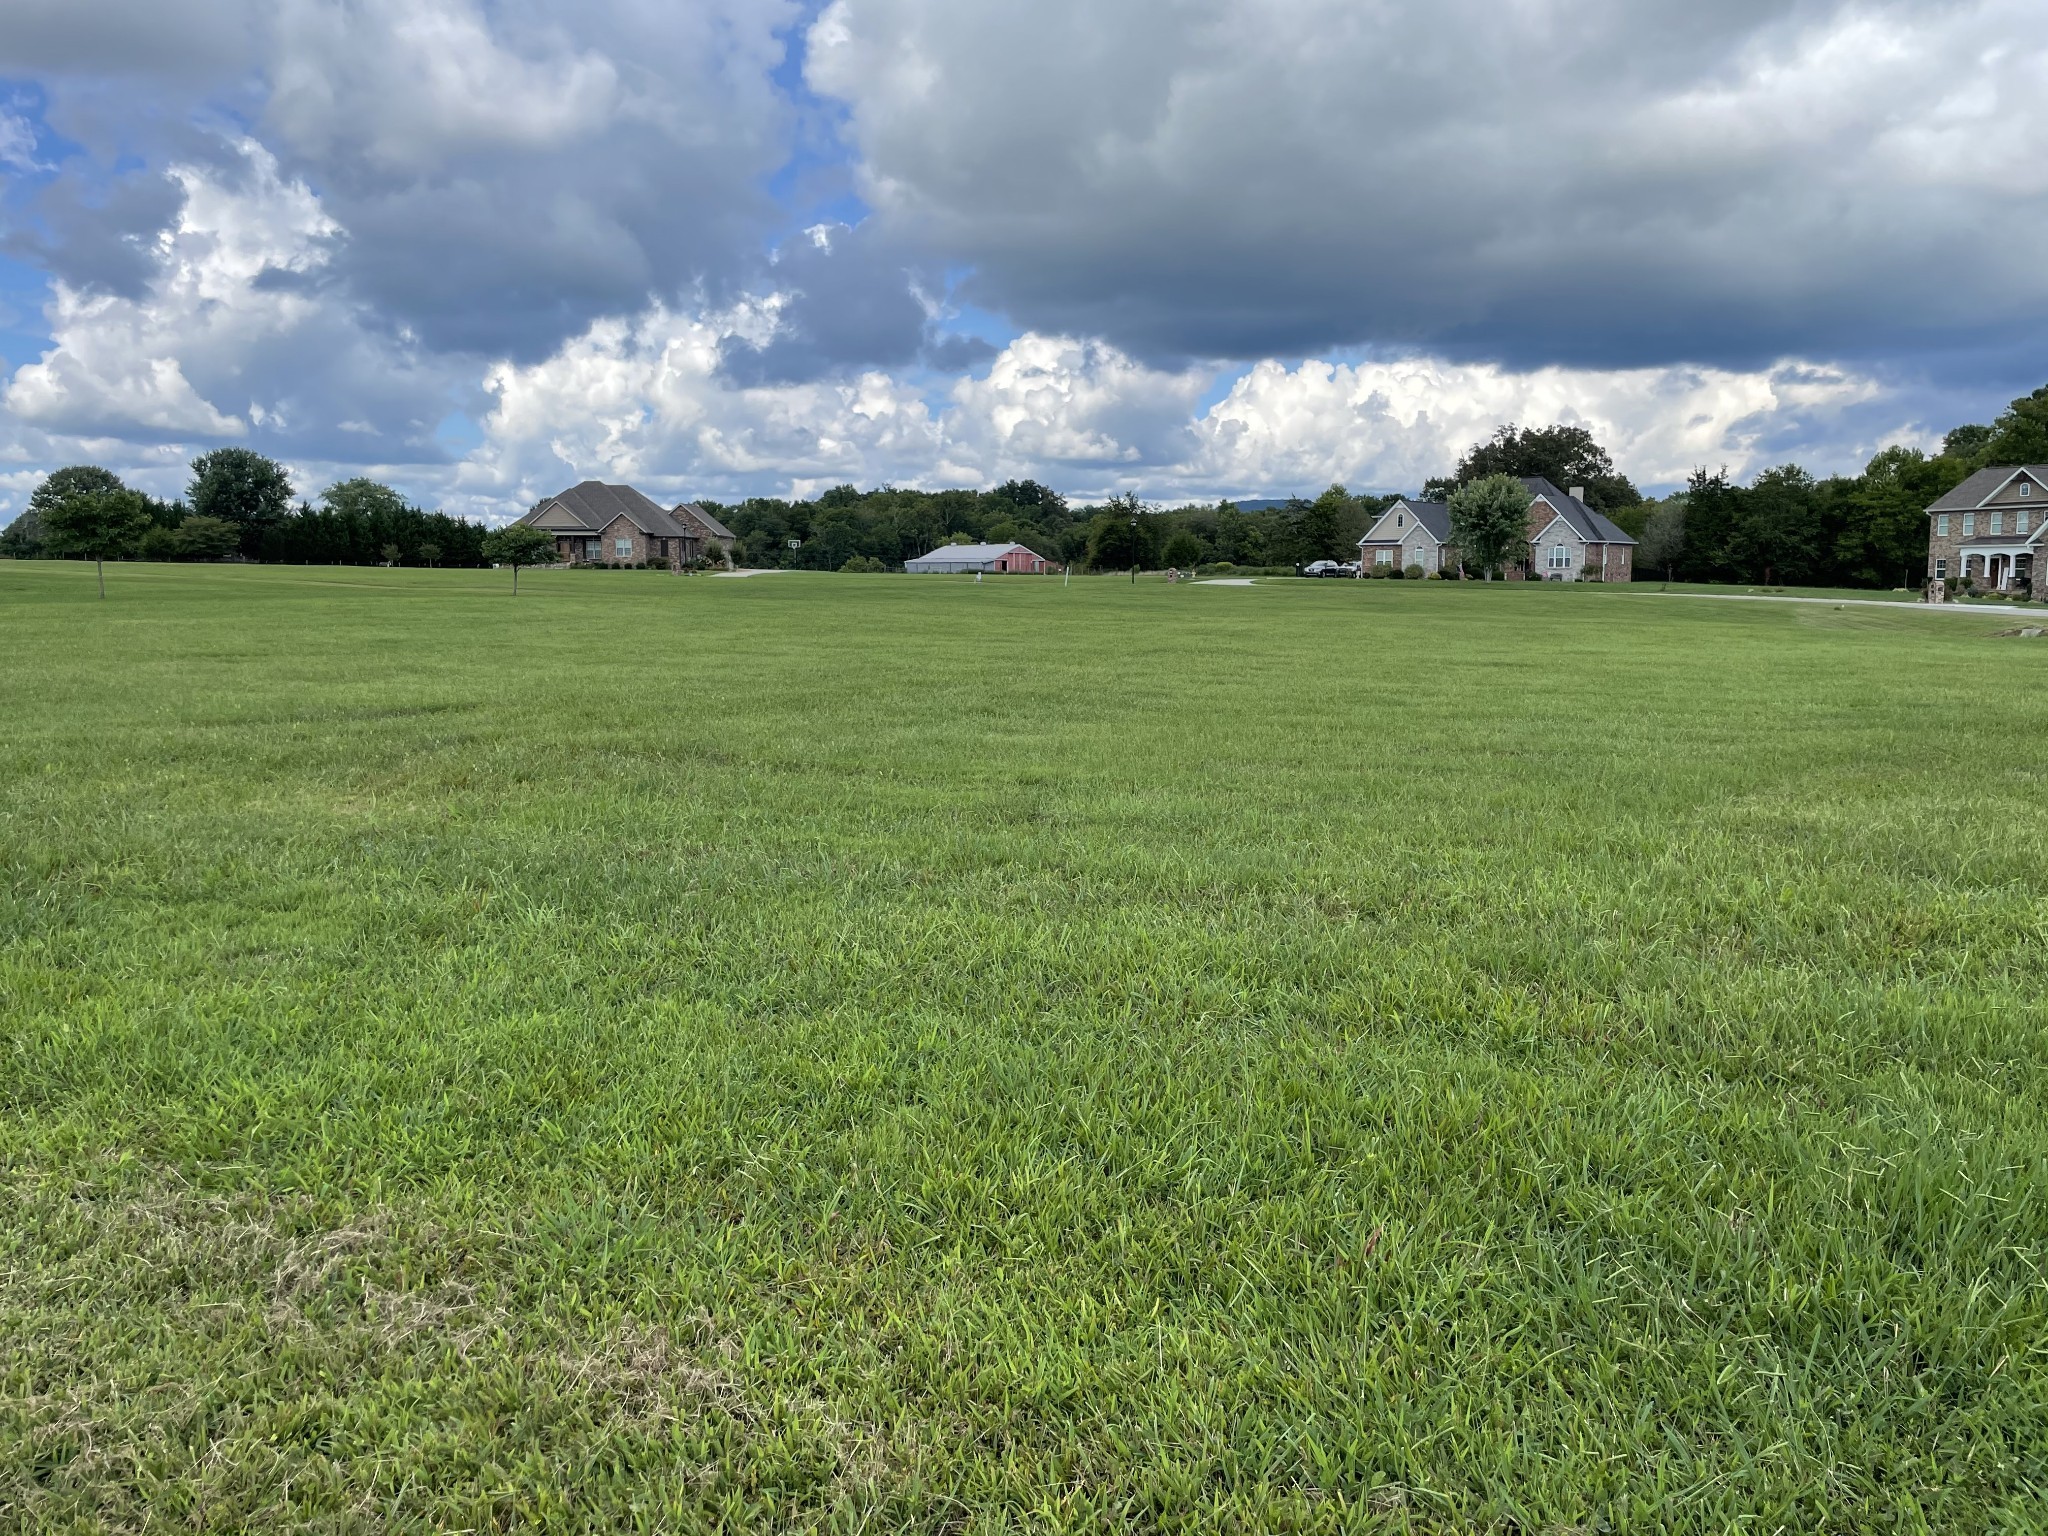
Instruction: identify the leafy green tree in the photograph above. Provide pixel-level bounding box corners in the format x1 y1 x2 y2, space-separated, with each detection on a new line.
1942 423 1992 462
43 486 154 597
1296 485 1349 562
320 478 410 521
189 449 294 557
1210 502 1267 566
26 466 126 563
0 506 48 558
174 515 240 561
1447 474 1530 580
1677 468 1742 583
1835 446 1961 589
480 524 557 594
1085 494 1159 571
1981 385 2048 467
1446 424 1642 514
417 541 442 568
1638 499 1686 583
1161 529 1207 569
1733 465 1820 584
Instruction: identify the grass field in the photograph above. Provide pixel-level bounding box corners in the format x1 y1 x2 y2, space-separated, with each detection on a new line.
3 562 2044 1533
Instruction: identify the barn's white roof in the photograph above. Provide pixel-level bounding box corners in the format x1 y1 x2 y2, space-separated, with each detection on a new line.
906 542 1034 564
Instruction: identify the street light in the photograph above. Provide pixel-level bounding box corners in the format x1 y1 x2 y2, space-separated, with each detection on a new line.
1130 512 1139 585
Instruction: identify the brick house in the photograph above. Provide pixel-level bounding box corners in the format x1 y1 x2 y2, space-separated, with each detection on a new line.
903 541 1055 574
1357 477 1635 580
1356 497 1453 573
1923 466 2047 595
515 481 736 570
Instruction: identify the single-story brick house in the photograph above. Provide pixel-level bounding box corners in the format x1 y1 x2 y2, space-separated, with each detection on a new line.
515 481 736 570
904 541 1055 574
1923 465 2047 595
1357 477 1636 581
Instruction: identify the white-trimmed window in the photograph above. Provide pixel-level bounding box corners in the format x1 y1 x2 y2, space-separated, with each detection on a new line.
1413 545 1428 567
1395 513 1405 528
1935 559 1947 580
1375 548 1392 565
1547 543 1571 569
614 537 633 560
1991 511 2004 534
2020 512 2031 535
1937 514 1948 537
1963 513 1975 536
584 539 601 559
2022 482 2033 498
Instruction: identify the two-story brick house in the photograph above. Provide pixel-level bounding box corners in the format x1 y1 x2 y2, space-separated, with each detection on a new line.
1357 477 1635 580
515 481 736 570
1924 466 2048 595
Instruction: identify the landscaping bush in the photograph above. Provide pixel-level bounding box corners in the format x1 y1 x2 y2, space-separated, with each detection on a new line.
1404 564 1426 580
839 555 887 573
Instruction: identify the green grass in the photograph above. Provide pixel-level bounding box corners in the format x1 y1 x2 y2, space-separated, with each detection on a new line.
1626 580 2041 607
1616 581 1933 601
3 561 2044 1533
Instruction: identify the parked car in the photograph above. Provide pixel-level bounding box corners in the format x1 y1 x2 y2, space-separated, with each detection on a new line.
1337 561 1361 577
1300 559 1345 577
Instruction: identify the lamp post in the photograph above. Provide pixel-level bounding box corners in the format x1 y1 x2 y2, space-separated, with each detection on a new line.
1129 512 1138 585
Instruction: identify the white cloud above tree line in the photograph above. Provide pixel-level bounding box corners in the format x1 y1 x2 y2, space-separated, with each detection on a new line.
0 0 2040 517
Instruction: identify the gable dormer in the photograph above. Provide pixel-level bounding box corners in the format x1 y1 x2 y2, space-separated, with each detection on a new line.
1980 467 2048 506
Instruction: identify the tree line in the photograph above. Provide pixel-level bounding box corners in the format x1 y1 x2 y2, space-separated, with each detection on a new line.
5 381 2043 586
702 480 1406 574
1639 384 2045 585
0 450 491 568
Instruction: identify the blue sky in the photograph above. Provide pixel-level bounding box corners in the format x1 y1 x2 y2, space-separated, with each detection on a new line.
1 0 2043 520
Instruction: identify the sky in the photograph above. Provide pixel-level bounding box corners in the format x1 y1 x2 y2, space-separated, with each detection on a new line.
0 0 2043 521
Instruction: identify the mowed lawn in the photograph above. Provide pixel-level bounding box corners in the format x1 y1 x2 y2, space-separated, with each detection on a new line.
2 562 2044 1534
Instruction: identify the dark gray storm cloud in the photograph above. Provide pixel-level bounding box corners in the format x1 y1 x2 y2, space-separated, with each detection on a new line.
3 0 804 364
808 0 2048 378
5 171 182 299
717 221 994 384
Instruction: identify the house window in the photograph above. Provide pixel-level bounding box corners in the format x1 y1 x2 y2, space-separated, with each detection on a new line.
2020 512 2031 535
1991 511 2003 534
615 537 633 560
1375 548 1392 566
1547 543 1571 569
584 539 600 559
1395 513 1404 528
1413 546 1427 568
1962 514 1975 536
1935 559 1947 580
2022 482 2033 498
1937 514 1948 537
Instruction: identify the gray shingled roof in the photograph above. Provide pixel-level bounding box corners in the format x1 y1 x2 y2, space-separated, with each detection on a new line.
1523 478 1637 545
1925 466 2048 513
519 481 691 539
674 502 735 541
1360 499 1452 544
